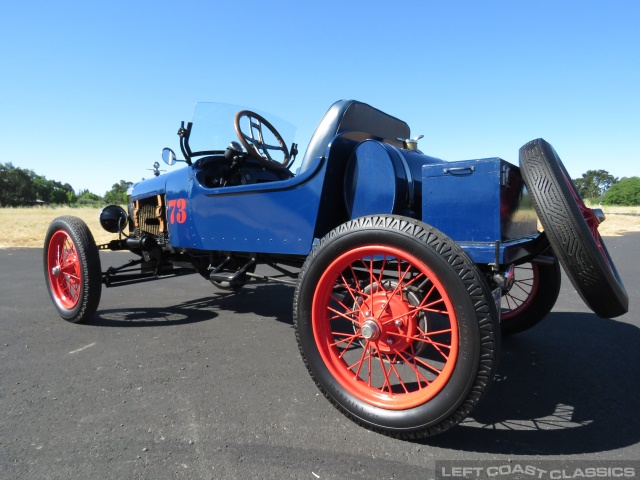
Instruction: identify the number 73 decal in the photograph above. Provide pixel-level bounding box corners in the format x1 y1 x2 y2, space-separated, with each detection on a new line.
167 198 187 224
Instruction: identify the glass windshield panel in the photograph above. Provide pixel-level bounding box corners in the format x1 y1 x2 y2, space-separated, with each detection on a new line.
188 102 296 161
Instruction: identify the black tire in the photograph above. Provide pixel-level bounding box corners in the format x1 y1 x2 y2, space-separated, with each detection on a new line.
500 255 561 335
43 216 102 323
519 139 628 318
293 215 500 439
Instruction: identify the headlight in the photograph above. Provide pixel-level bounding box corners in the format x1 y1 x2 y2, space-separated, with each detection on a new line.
99 205 128 233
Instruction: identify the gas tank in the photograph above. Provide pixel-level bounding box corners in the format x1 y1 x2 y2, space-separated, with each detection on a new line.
343 139 445 219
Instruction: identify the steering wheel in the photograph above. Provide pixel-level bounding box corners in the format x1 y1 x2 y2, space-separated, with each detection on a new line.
234 110 290 168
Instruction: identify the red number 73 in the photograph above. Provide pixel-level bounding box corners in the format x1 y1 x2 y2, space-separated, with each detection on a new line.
167 198 187 224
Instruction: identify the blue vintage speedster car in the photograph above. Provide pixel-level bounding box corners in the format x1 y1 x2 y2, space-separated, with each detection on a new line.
44 100 628 439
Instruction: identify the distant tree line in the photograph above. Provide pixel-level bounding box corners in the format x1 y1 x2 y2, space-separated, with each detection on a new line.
572 169 640 205
1 161 638 207
0 162 132 207
0 162 75 206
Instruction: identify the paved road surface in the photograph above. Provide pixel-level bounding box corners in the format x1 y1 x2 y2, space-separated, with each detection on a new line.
1 233 638 479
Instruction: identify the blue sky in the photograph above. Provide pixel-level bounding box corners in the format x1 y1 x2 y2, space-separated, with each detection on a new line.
1 1 638 196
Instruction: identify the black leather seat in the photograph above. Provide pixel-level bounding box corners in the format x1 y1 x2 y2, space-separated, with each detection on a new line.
298 100 410 174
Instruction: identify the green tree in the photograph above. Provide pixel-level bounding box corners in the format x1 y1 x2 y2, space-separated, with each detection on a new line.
32 173 52 203
0 162 79 206
0 162 36 206
602 177 640 206
573 170 618 200
76 189 104 205
104 180 133 205
49 181 74 204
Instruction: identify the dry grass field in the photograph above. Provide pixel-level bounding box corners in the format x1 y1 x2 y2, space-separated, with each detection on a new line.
0 206 120 249
0 204 638 249
592 205 640 236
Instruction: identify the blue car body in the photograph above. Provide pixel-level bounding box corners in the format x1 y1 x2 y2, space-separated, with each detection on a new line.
129 100 537 266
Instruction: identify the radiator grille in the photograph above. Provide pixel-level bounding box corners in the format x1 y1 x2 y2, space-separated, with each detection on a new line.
134 196 166 237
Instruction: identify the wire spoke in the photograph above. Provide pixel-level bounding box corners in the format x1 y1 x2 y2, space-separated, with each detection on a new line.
330 331 361 347
379 301 449 327
326 305 361 326
512 282 533 296
385 355 410 394
350 342 372 379
376 351 392 392
413 356 444 375
395 348 431 386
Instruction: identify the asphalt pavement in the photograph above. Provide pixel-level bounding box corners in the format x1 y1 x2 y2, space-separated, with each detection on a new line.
1 233 638 480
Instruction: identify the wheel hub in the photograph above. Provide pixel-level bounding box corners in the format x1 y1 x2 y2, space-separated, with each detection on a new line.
352 281 430 356
361 320 380 340
51 265 61 277
357 290 415 354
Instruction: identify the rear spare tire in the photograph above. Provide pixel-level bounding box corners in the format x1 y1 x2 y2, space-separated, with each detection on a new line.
519 139 627 318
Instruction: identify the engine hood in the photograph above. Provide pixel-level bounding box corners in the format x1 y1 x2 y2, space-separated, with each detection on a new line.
130 168 185 200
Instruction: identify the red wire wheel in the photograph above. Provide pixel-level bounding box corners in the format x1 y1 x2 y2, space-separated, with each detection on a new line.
312 245 458 410
294 215 500 438
47 230 83 310
44 216 102 323
519 139 628 318
500 256 561 335
501 263 538 321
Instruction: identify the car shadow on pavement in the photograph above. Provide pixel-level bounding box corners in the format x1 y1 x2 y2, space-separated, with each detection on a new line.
210 283 295 324
90 282 295 328
90 302 219 327
427 311 640 454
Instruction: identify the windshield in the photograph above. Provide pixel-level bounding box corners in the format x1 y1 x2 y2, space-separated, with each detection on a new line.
188 102 296 163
